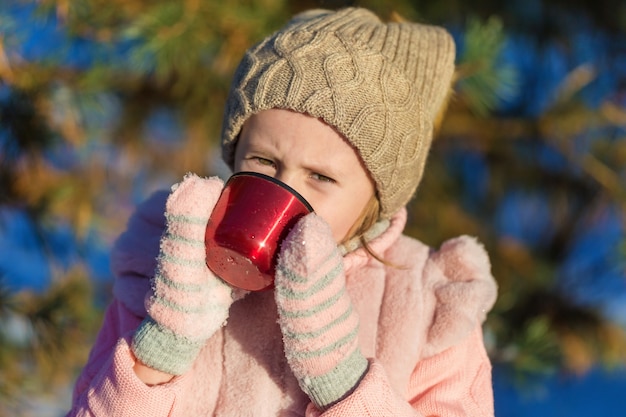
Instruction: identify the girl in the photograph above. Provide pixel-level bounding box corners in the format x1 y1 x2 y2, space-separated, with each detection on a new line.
67 7 498 416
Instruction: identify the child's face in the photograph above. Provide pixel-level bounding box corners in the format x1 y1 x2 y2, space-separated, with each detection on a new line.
233 109 375 243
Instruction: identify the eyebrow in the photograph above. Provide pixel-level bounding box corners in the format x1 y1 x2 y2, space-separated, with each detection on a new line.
240 128 350 181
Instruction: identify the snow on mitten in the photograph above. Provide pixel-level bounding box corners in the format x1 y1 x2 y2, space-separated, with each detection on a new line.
275 213 368 409
131 173 236 375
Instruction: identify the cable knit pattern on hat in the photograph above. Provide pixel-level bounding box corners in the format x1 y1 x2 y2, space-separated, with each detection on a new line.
221 7 456 218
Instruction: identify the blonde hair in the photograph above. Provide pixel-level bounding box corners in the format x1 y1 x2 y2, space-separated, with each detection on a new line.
342 194 380 244
342 195 396 265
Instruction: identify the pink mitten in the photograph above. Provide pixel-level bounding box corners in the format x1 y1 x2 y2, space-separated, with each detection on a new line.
131 173 236 375
275 213 368 409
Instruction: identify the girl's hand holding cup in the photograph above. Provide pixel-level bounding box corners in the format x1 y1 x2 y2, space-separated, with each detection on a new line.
131 173 241 377
274 214 369 410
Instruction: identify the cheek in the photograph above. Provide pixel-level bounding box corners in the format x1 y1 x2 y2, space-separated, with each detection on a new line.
233 155 248 173
296 183 373 243
312 199 355 243
235 159 251 172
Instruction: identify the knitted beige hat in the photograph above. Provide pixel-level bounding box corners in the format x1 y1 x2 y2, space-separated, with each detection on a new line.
221 7 455 219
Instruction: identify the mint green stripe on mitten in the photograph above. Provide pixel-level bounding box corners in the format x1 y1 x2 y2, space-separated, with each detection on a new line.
275 213 369 409
301 350 369 409
132 316 207 376
130 173 239 377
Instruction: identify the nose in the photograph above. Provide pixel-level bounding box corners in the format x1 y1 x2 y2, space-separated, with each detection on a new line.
273 170 294 188
273 171 305 200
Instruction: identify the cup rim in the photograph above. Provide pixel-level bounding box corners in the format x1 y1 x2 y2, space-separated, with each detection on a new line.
228 171 314 212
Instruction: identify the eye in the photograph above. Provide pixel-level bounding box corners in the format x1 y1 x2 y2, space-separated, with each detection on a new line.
310 172 335 183
251 156 276 168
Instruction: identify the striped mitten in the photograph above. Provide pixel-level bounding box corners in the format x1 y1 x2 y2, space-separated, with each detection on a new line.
275 213 369 409
131 173 237 376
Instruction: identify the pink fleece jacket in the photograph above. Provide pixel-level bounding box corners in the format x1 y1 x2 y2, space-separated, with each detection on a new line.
67 190 498 416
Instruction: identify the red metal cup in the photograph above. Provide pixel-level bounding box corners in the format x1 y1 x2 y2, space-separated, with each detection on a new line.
205 171 313 291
